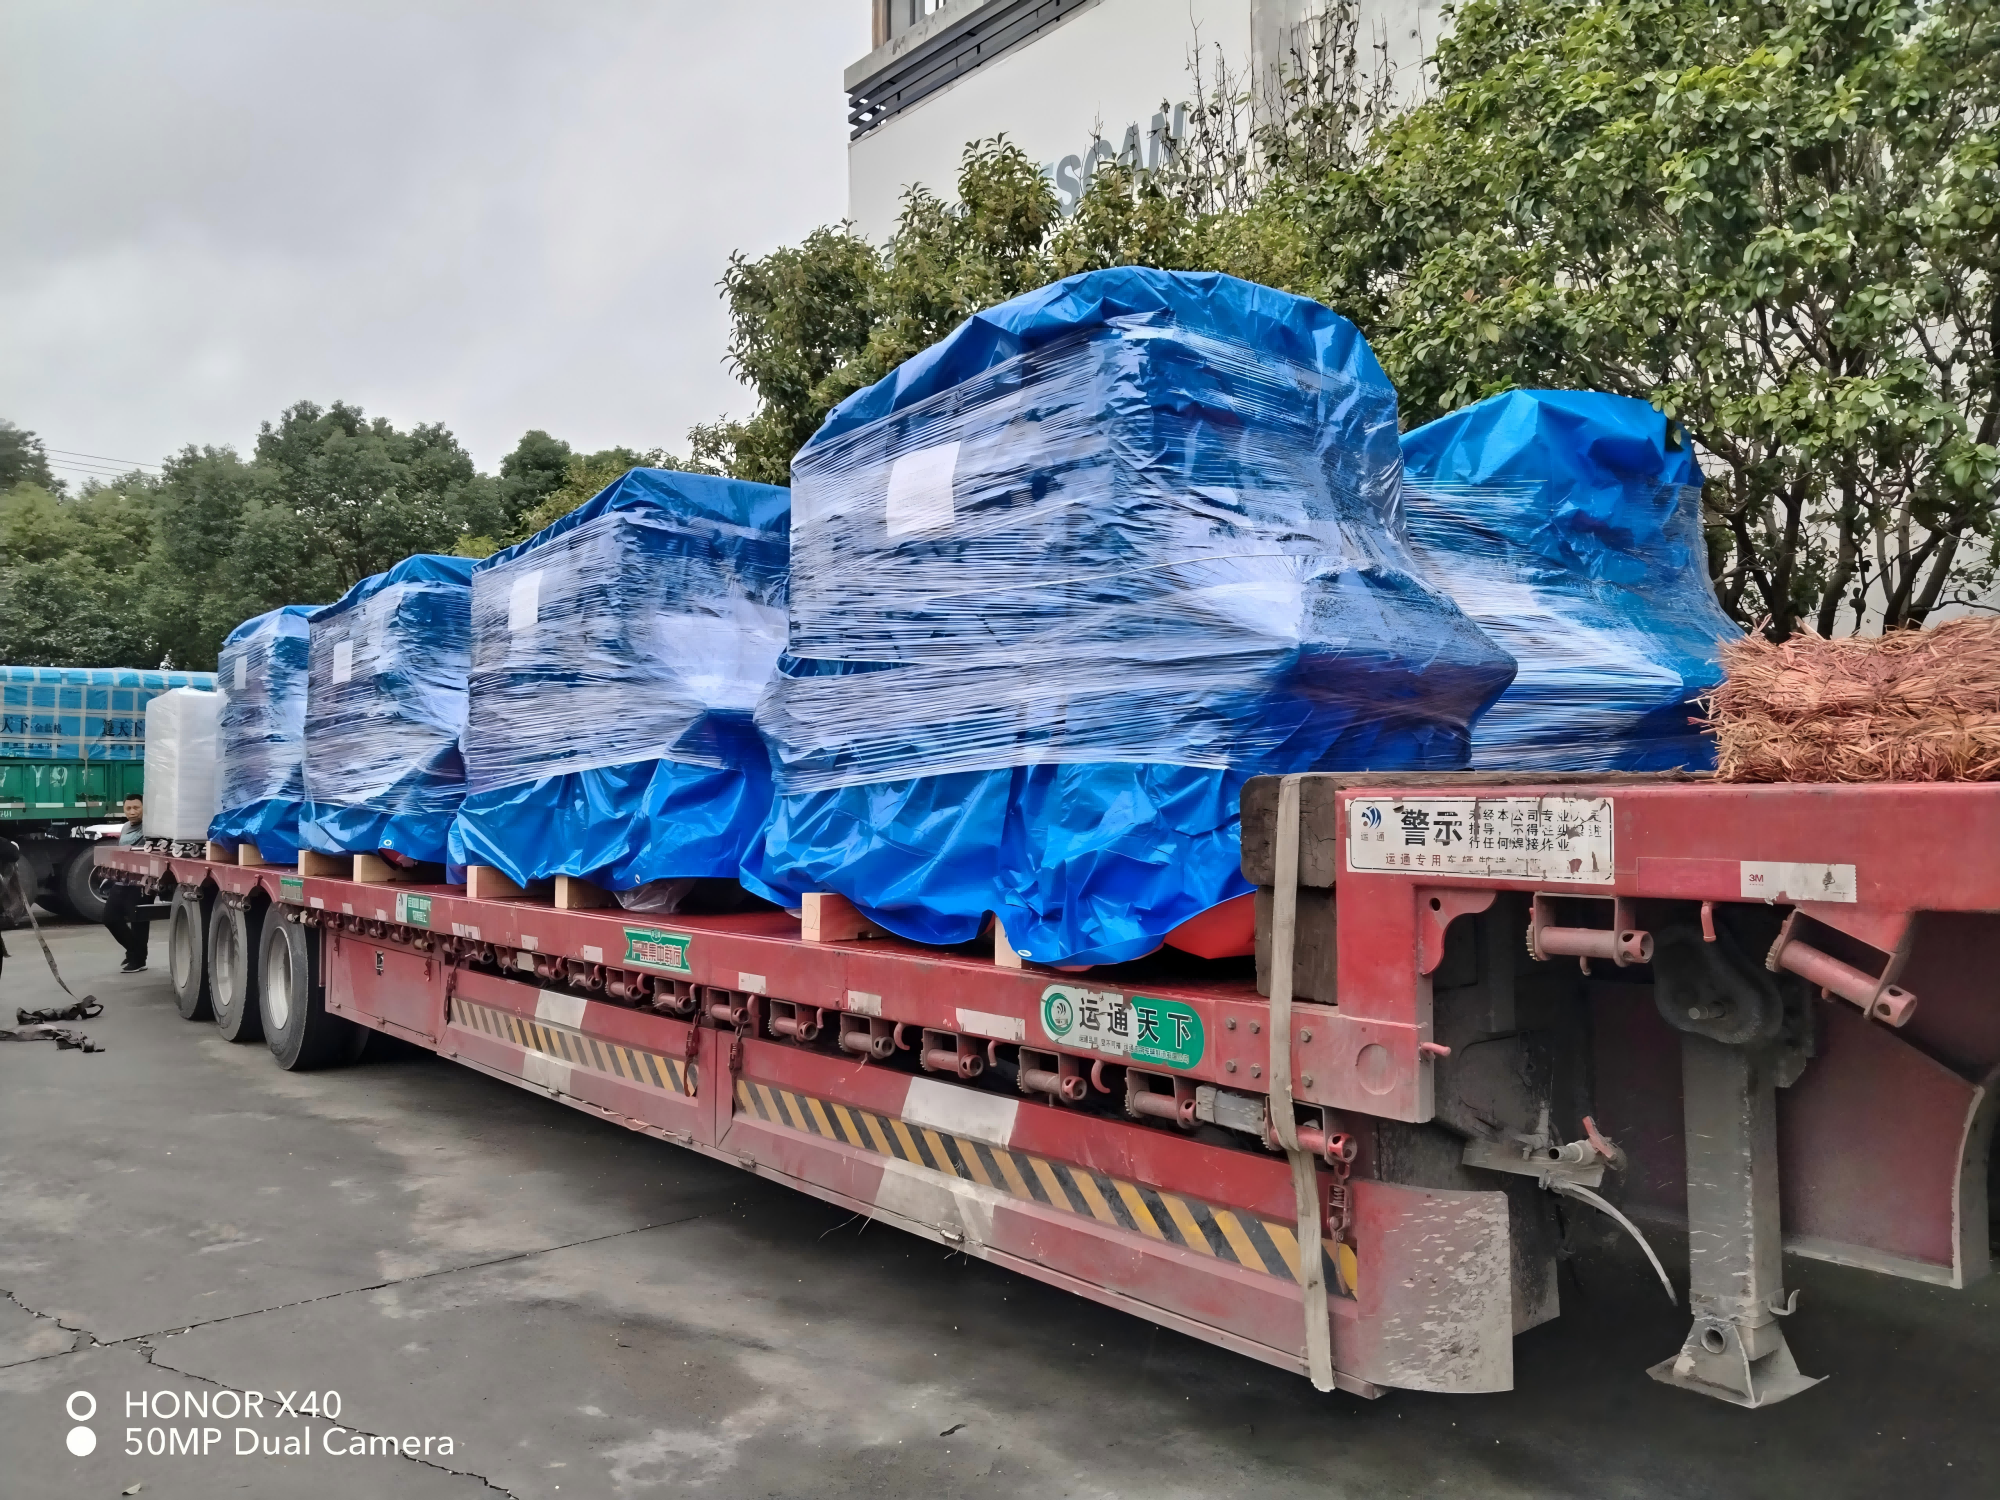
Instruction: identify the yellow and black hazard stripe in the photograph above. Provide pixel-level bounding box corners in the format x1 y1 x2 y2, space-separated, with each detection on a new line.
734 1079 1347 1290
451 998 690 1095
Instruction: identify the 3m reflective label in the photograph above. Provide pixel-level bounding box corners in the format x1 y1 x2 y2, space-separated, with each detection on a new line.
624 927 692 973
1347 796 1614 885
394 892 432 927
1741 861 1857 904
1039 985 1204 1070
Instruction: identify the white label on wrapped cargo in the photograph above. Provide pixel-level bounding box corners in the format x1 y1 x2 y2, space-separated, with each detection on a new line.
508 570 542 632
369 584 401 668
331 639 353 685
884 441 960 538
1740 861 1856 903
654 599 786 711
1345 795 1615 884
234 655 247 690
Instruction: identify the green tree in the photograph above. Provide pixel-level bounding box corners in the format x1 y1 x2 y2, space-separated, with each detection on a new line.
497 429 574 529
0 418 59 494
249 401 505 595
1312 0 2000 635
0 479 158 665
141 446 284 668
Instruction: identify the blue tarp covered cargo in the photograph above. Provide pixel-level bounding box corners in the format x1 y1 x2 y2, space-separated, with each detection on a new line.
301 554 473 864
447 469 791 901
1400 389 1740 771
742 266 1516 967
210 605 316 861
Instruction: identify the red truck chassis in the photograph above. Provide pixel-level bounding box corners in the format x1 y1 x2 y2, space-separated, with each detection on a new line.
100 775 2000 1408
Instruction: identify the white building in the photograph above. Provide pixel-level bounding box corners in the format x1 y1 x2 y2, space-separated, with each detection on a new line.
845 0 1441 242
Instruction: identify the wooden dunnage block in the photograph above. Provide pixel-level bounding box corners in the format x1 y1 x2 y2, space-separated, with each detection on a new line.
237 844 266 868
297 849 348 879
205 840 235 863
800 892 886 942
554 874 611 910
994 917 1024 969
465 864 527 901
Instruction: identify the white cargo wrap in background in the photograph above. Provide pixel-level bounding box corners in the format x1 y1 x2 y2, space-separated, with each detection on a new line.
143 686 221 840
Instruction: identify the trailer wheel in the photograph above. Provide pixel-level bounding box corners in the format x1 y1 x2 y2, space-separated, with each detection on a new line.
208 898 266 1044
260 914 360 1070
60 847 113 924
168 885 214 1021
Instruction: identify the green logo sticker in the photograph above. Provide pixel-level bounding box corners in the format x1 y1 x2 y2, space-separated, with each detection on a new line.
279 876 304 904
1039 985 1204 1071
624 927 692 973
395 892 432 928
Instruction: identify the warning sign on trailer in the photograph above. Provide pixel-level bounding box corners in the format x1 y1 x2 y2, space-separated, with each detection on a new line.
1346 795 1615 885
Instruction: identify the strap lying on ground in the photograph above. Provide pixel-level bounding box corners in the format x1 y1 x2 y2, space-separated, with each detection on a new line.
17 999 103 1024
0 1026 102 1052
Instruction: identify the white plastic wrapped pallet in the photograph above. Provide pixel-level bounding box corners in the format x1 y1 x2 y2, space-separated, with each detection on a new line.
143 687 221 840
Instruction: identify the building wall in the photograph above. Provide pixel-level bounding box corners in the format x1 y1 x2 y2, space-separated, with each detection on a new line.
845 0 1436 243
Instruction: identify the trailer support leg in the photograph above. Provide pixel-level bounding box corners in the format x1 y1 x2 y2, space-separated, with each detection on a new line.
1648 1033 1821 1407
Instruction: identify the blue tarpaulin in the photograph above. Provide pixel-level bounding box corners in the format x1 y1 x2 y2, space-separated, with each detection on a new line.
210 605 316 861
301 554 474 864
1400 389 1740 771
742 267 1515 966
447 469 791 901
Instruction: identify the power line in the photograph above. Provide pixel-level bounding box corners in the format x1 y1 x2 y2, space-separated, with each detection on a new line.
44 446 162 471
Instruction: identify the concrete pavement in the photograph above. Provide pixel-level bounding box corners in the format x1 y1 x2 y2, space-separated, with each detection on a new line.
2 921 1995 1498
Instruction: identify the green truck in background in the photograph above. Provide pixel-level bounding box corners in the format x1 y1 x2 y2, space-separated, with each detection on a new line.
2 665 217 922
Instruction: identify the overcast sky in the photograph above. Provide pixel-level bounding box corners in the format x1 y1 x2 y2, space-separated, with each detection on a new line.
0 1 869 487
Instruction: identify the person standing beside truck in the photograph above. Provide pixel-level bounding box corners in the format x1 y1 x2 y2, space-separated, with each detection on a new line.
101 795 148 972
0 834 21 984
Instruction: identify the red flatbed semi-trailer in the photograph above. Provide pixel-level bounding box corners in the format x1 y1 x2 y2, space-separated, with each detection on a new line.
102 774 2000 1408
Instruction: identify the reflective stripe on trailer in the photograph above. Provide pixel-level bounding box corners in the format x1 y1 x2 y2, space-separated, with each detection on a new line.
451 997 691 1095
732 1078 1337 1288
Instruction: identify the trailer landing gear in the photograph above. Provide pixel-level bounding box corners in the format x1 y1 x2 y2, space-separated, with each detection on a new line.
1649 912 1822 1408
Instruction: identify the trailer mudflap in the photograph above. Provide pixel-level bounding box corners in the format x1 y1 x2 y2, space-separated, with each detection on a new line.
1340 1179 1514 1394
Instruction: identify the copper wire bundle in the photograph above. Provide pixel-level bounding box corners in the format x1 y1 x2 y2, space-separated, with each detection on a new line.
1705 617 2000 782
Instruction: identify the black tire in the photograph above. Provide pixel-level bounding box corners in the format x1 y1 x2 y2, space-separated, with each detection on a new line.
208 898 266 1043
260 913 361 1070
61 845 113 924
168 884 214 1021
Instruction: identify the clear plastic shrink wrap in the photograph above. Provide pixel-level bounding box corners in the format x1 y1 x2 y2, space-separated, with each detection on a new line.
210 605 316 860
1400 390 1740 771
143 687 222 840
301 555 473 864
447 469 790 899
741 267 1517 967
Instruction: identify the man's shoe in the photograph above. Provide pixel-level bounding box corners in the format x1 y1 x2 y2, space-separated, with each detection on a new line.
120 959 145 973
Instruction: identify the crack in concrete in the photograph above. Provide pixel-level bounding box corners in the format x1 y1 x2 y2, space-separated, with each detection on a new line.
0 1203 718 1369
131 1339 527 1498
0 1280 93 1359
